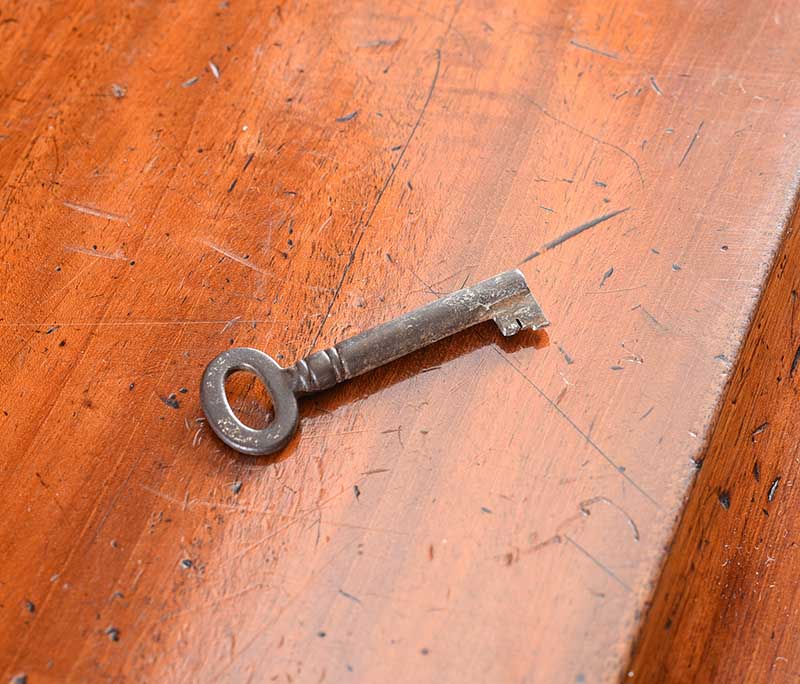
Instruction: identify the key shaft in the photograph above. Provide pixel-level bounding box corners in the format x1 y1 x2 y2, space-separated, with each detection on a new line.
287 269 547 395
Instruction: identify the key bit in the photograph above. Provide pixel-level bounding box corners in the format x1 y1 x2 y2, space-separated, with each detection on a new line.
201 269 548 455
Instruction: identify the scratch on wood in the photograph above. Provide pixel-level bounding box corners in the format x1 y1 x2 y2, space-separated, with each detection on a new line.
564 535 631 591
579 496 640 541
207 539 364 681
521 208 630 263
679 121 704 167
569 39 619 60
359 38 398 48
63 200 128 223
588 284 647 295
768 476 781 502
361 468 390 476
790 344 800 377
307 49 442 352
157 583 268 623
64 245 128 260
1 318 301 329
649 76 663 95
221 315 242 333
338 589 362 604
556 343 574 365
201 239 329 293
336 111 359 123
751 421 770 441
633 305 669 332
496 350 660 507
524 535 562 555
402 262 443 296
523 97 643 186
201 240 268 275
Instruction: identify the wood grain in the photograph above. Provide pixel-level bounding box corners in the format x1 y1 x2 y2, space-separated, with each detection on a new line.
628 202 800 681
1 1 799 682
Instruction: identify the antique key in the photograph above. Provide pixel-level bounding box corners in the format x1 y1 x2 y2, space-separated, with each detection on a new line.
201 269 548 455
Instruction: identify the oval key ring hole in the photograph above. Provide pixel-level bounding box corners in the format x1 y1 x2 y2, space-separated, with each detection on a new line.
224 369 275 429
201 348 299 456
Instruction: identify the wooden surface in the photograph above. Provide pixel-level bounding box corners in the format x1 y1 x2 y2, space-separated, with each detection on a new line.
2 1 800 682
628 205 800 680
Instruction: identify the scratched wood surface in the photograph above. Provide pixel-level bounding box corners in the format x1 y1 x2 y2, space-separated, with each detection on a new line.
2 1 799 682
628 208 800 681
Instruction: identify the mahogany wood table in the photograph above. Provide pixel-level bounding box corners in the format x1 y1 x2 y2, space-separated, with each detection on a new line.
2 1 800 682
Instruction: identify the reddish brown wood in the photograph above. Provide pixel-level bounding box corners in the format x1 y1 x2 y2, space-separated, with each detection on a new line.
1 1 799 682
628 207 800 681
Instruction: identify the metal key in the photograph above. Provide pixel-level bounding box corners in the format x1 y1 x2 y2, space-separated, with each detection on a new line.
201 269 548 455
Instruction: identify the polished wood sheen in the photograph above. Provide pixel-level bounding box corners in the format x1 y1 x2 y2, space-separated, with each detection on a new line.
1 1 799 682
